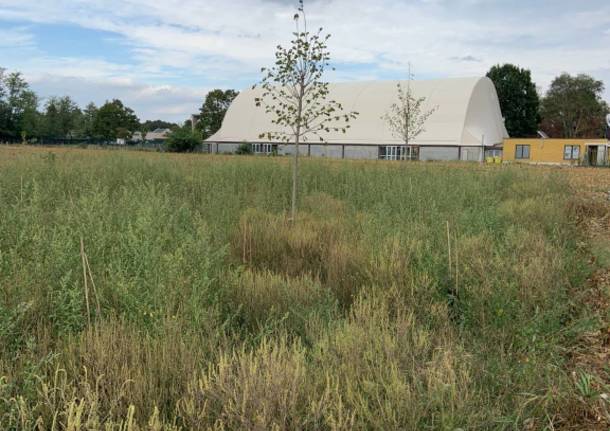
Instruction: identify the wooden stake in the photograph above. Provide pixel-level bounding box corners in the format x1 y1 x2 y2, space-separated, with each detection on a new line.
80 237 91 328
84 253 101 320
455 233 459 295
446 221 452 277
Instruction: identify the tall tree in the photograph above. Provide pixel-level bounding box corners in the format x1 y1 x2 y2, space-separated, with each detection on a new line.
78 102 98 138
93 99 140 142
540 73 608 138
197 89 238 139
0 70 39 139
17 90 40 141
42 96 82 139
141 119 179 132
486 64 540 137
255 0 358 220
383 69 437 160
0 68 9 137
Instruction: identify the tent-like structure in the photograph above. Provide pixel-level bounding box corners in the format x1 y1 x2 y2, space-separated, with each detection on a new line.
206 77 509 161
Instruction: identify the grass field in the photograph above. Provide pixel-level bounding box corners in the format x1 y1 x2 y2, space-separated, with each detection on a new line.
0 145 609 430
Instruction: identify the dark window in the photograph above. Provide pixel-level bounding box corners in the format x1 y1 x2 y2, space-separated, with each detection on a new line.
515 145 530 159
563 145 580 160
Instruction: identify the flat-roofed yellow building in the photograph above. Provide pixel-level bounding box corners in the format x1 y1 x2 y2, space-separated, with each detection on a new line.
503 138 609 166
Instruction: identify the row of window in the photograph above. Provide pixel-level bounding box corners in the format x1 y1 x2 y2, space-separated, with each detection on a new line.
250 144 423 160
252 143 278 155
378 145 420 161
515 144 581 160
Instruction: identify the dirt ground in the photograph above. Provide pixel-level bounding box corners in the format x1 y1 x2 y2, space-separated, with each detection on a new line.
559 167 610 429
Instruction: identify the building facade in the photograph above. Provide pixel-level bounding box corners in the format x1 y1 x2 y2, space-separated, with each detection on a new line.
503 138 609 166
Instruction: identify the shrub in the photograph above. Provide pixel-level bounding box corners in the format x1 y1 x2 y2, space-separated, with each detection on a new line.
165 127 201 152
235 143 252 155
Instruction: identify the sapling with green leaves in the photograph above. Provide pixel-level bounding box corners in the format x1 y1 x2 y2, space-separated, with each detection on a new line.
383 69 437 160
255 0 358 220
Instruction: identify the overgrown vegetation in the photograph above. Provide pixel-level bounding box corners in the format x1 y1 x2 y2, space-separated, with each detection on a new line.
0 147 605 429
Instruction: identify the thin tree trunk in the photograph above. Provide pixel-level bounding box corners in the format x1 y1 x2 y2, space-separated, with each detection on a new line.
292 131 300 221
291 82 304 222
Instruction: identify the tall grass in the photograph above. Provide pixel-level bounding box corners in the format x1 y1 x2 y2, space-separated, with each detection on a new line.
0 148 595 429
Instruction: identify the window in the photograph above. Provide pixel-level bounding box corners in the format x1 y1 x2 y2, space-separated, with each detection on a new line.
405 146 420 161
515 145 530 160
252 143 277 155
563 145 580 160
379 145 419 161
485 149 502 158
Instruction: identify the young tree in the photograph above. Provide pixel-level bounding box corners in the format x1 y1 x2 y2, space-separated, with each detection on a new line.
540 73 608 138
255 0 358 220
382 69 437 160
486 64 540 137
198 89 239 139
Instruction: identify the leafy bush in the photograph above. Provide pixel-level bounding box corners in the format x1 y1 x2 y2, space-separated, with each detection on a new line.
235 142 252 155
165 127 201 152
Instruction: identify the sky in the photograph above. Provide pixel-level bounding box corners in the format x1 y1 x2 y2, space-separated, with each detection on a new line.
0 0 609 123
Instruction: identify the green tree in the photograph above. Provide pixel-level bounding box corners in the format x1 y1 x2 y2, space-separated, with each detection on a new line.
0 69 9 137
41 96 82 139
17 90 40 141
93 99 140 142
77 102 98 138
540 73 608 138
255 0 358 220
0 69 40 139
165 126 201 152
486 64 540 137
141 119 179 132
197 89 238 139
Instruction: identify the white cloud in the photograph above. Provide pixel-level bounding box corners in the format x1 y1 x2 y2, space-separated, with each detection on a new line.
0 26 33 47
0 0 609 121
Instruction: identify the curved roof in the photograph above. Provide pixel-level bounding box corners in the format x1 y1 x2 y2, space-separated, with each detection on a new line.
208 77 508 146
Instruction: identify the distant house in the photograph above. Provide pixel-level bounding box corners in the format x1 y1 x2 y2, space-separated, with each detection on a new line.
146 128 172 141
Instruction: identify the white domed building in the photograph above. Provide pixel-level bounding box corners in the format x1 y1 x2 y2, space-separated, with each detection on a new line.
206 77 508 161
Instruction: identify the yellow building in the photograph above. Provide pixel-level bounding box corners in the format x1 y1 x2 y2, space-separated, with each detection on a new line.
503 138 609 166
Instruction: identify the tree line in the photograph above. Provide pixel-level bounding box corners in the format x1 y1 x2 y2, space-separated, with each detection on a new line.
2 63 608 148
486 64 610 138
0 67 238 151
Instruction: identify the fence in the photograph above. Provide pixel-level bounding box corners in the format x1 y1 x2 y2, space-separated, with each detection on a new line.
0 138 166 152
